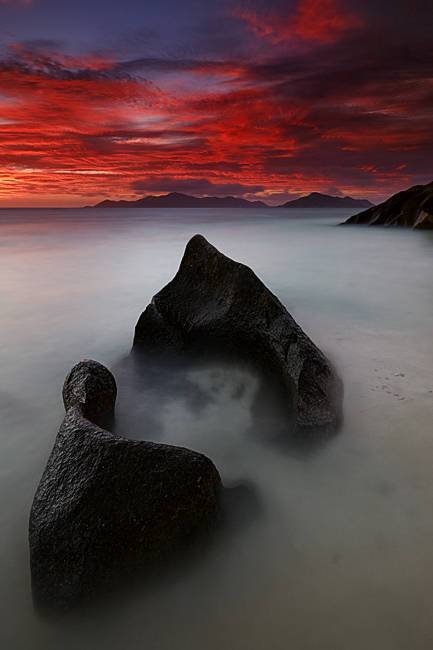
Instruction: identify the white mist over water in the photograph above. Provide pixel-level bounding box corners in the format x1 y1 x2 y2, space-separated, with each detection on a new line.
1 208 433 649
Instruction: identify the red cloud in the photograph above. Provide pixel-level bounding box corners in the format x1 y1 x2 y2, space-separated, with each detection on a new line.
236 0 362 45
0 32 431 207
294 0 361 42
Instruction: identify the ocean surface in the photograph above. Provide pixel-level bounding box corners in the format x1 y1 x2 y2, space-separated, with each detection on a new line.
1 207 433 650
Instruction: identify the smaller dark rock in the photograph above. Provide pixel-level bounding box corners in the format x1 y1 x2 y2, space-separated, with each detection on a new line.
29 360 222 612
222 481 261 531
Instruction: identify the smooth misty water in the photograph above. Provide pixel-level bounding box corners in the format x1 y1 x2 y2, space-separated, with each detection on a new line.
1 208 433 650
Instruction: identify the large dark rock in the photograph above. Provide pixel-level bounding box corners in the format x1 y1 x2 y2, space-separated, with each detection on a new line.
342 181 433 229
134 235 342 434
29 360 221 612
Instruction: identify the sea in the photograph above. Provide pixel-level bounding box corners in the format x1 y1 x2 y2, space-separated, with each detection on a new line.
1 207 433 649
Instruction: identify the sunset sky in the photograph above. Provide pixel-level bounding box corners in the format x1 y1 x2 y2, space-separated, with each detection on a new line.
0 0 432 207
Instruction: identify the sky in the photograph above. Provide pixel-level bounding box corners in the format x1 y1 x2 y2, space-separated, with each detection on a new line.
0 0 432 207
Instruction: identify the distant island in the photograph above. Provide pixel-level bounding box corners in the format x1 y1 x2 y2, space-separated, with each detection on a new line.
279 192 374 209
90 191 373 210
342 181 433 229
91 192 267 209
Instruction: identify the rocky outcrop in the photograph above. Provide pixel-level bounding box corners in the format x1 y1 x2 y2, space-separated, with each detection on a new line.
134 235 342 434
29 360 221 612
342 181 433 229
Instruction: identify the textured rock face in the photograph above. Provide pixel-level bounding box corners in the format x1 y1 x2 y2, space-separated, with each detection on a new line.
134 235 342 434
29 360 221 612
342 181 433 229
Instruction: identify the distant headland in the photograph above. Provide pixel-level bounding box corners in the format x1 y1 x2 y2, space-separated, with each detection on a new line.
342 181 433 229
89 191 374 210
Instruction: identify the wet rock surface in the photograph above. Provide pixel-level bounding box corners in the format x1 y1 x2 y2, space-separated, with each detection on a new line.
134 234 342 434
29 360 222 612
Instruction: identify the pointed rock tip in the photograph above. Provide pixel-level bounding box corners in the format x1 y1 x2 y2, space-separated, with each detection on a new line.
186 233 212 251
183 234 221 261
